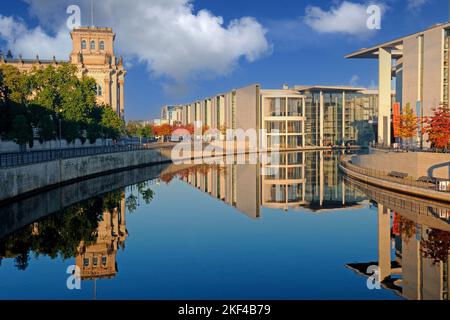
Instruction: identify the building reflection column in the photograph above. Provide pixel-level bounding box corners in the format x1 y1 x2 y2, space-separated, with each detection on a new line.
319 151 324 206
378 204 392 281
319 92 324 147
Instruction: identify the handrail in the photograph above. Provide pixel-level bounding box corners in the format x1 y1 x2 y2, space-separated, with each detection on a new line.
0 143 173 169
340 158 450 193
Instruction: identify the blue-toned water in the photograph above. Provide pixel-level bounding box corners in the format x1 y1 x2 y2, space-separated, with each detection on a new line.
0 151 448 300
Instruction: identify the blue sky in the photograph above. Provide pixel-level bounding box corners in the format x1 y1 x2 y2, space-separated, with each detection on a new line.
0 0 447 120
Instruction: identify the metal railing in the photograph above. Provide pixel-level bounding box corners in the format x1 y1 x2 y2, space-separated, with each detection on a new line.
371 143 450 154
340 159 450 193
0 143 172 169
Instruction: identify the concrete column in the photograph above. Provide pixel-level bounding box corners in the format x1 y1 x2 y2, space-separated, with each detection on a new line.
378 204 392 281
119 79 125 118
104 77 111 107
302 98 306 147
320 91 324 147
342 92 346 146
342 179 346 205
378 48 392 146
319 151 324 206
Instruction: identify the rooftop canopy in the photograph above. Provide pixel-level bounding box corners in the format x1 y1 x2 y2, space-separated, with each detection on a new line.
346 22 450 59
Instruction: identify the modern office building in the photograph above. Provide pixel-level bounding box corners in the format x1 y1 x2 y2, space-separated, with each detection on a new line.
161 105 184 125
168 84 381 148
347 22 450 146
0 26 126 118
295 86 383 147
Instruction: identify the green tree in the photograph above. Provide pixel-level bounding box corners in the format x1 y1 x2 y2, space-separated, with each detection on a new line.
100 105 124 140
11 114 33 146
126 121 140 137
0 64 31 104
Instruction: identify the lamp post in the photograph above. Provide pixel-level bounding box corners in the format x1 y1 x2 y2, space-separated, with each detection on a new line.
57 108 63 151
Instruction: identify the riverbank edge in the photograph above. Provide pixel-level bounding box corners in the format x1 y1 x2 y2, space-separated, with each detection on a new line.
0 145 357 205
339 159 450 203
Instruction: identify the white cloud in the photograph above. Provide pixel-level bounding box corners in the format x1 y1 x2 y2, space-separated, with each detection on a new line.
1 0 271 84
303 1 384 37
407 0 429 11
349 74 360 86
0 15 71 60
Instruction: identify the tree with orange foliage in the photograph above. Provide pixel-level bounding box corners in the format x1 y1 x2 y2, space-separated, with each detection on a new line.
398 103 418 144
183 123 195 135
425 105 450 149
153 123 173 141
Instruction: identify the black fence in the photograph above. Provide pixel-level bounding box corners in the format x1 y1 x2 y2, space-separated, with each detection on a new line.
0 144 164 169
371 143 450 154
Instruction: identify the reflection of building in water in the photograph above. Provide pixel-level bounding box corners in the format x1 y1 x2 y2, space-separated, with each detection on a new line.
346 179 450 300
75 197 127 280
177 151 367 218
262 152 306 209
180 164 261 219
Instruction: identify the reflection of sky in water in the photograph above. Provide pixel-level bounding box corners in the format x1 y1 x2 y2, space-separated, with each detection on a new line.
0 177 402 300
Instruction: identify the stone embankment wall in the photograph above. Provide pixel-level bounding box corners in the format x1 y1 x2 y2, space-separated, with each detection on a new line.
0 147 173 203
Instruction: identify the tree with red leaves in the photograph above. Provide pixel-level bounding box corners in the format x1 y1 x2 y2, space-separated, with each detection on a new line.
425 105 450 149
421 229 450 264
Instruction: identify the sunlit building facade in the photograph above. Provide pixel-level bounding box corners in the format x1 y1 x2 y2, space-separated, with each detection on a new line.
166 84 381 148
161 105 184 125
347 22 450 146
295 86 382 147
0 26 126 118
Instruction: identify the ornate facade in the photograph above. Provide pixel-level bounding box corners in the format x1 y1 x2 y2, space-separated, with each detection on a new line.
0 26 126 118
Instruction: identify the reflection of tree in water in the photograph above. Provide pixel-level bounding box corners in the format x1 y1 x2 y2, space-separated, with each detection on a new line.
421 229 450 265
159 164 227 185
0 190 124 271
125 181 155 213
397 215 416 242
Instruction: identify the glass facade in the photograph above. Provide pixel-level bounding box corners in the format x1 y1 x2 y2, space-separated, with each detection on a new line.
300 88 378 147
263 96 305 150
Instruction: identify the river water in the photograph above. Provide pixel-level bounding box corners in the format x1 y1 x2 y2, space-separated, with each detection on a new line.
0 151 448 300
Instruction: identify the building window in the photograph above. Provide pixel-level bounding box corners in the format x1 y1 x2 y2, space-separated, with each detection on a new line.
83 258 89 267
99 41 105 50
102 256 107 266
93 257 98 266
81 40 87 49
90 40 96 50
95 84 102 96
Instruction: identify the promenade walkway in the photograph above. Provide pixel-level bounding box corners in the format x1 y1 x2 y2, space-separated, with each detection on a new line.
339 157 450 203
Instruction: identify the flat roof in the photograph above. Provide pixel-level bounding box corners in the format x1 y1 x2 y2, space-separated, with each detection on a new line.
294 85 367 92
0 58 67 65
260 89 302 96
346 22 450 59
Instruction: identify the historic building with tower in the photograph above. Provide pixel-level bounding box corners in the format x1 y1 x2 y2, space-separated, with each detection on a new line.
0 26 126 119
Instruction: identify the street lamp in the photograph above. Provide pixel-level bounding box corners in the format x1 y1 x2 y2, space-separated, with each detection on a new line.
57 108 63 150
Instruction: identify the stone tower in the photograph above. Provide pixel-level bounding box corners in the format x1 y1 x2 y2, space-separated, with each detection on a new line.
70 27 126 118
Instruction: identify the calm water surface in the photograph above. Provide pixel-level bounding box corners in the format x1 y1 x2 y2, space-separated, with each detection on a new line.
0 151 449 300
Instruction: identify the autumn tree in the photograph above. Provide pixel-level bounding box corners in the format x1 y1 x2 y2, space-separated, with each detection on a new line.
425 105 450 149
153 123 173 141
398 103 418 144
